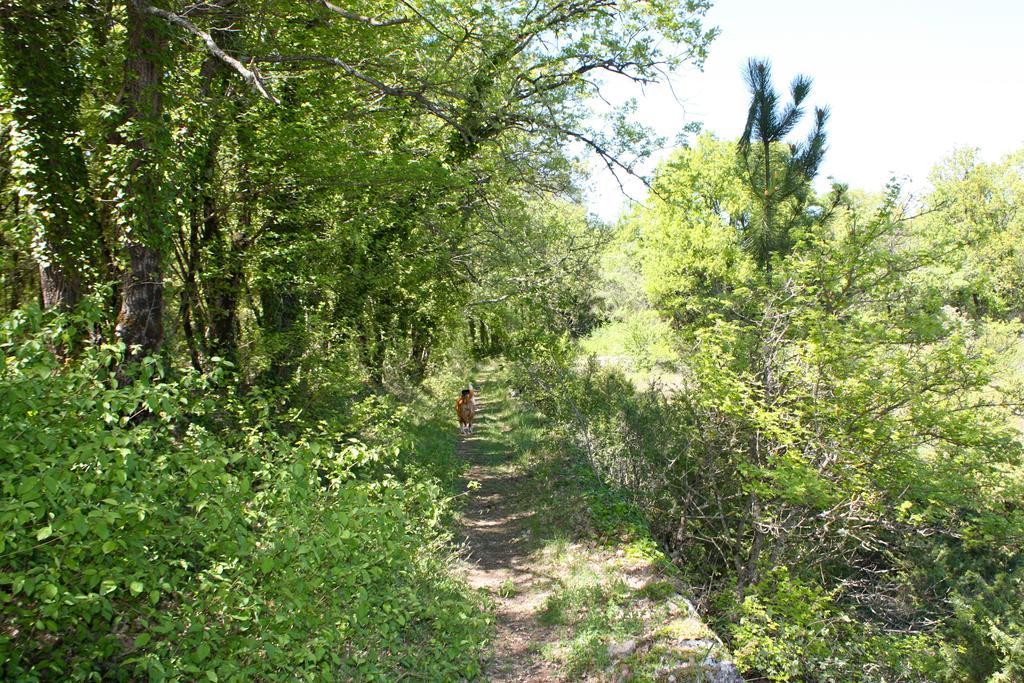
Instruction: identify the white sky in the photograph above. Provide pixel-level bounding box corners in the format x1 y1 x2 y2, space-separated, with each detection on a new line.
585 0 1024 222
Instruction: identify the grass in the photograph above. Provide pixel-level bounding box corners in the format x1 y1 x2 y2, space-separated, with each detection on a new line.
538 566 642 677
578 309 690 392
635 579 679 602
530 536 729 681
497 579 519 599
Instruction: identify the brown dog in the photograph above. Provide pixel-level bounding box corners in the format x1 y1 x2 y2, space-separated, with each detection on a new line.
456 386 477 434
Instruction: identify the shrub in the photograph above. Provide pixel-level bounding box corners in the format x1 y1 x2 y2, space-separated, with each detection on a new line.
726 567 943 682
0 308 488 681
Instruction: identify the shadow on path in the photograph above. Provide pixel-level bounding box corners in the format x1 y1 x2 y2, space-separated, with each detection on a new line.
457 375 562 682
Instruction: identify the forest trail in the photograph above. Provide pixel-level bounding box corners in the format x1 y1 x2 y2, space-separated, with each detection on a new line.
454 369 742 682
457 379 562 682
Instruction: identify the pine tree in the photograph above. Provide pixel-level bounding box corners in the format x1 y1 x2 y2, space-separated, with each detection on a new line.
737 58 829 278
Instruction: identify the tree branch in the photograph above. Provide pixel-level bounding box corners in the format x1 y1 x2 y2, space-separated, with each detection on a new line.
312 0 410 26
179 0 237 16
248 54 468 133
132 0 279 104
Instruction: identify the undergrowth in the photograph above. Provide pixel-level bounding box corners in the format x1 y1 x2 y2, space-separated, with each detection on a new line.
0 309 489 681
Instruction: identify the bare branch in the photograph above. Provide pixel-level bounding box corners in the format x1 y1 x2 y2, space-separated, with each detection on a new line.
546 124 654 205
248 54 468 133
312 0 410 26
179 0 237 16
468 294 514 306
132 0 279 104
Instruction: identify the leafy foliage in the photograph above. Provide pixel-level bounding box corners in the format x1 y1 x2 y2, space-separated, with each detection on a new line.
514 133 1024 680
7 1 1024 680
0 308 488 680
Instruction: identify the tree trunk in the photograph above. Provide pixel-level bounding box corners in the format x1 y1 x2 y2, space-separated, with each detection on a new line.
177 57 224 373
180 202 204 372
117 242 163 355
0 0 99 318
735 490 765 603
409 326 432 379
762 139 773 280
260 285 301 384
38 264 81 313
204 122 252 367
204 234 244 366
114 1 168 360
479 319 490 354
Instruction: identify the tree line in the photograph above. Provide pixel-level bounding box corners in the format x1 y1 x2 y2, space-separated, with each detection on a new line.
0 0 714 383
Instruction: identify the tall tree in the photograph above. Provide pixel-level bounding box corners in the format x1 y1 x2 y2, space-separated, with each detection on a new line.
112 0 170 360
0 1 99 315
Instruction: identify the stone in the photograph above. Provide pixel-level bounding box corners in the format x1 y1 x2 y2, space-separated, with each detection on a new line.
702 657 744 683
607 639 638 659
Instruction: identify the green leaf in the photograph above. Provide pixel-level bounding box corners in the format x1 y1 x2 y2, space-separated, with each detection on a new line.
130 581 144 595
36 525 53 541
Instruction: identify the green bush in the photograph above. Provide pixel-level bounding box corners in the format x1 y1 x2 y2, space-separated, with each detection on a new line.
727 568 938 682
515 345 1024 681
0 308 488 681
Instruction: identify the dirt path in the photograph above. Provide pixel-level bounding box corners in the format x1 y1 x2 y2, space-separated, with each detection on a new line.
454 374 742 683
457 389 562 682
